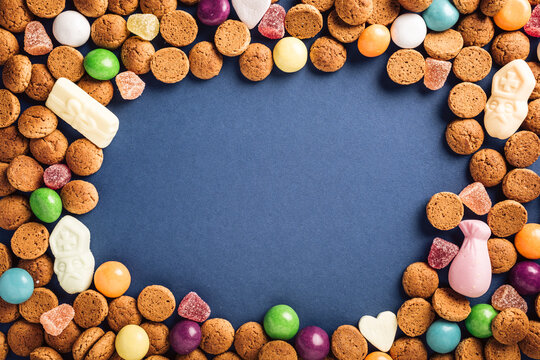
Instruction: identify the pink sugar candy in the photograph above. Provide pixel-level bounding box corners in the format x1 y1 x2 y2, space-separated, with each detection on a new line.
491 284 528 313
525 5 540 37
258 4 286 40
424 58 452 91
115 71 145 100
40 304 75 336
177 292 211 322
459 182 491 215
24 21 53 56
428 237 459 269
44 164 71 190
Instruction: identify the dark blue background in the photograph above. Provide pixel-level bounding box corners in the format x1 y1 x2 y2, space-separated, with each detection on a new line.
1 0 540 358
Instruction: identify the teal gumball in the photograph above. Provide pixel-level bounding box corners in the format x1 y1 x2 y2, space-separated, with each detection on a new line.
84 49 120 80
426 320 461 353
422 0 460 31
30 188 62 223
465 304 498 338
0 268 34 304
263 304 300 340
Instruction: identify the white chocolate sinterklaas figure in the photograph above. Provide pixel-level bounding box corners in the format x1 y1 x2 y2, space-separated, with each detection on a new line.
46 77 119 148
484 59 535 140
49 215 95 294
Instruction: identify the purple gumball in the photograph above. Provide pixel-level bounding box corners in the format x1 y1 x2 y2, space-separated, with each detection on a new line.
170 320 202 355
197 0 230 26
295 326 330 360
510 261 540 295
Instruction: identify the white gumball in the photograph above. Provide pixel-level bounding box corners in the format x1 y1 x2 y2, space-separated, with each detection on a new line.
53 11 90 47
390 13 427 49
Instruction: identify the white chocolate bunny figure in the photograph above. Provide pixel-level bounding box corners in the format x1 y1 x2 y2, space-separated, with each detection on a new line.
484 59 535 140
49 215 95 294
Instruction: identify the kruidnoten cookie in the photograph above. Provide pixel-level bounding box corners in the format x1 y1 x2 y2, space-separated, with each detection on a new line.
285 4 323 39
200 318 235 355
402 262 439 298
424 29 463 60
457 12 494 46
487 238 518 273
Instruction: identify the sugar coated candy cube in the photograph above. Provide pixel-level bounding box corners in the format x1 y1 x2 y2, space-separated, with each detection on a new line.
44 164 71 190
258 4 286 40
525 4 540 37
491 284 528 313
127 14 160 41
424 58 452 91
24 21 53 56
459 182 492 215
428 237 459 269
116 71 145 100
177 291 211 322
40 304 75 336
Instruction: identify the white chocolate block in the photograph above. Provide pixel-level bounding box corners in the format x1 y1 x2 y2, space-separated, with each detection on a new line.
484 59 535 140
49 216 95 294
358 311 397 352
46 77 119 148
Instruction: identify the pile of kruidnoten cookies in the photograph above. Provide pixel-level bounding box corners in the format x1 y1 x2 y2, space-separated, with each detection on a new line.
0 0 539 358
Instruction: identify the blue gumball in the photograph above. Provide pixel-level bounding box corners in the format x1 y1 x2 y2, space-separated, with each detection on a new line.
422 0 460 31
426 319 461 354
0 268 34 304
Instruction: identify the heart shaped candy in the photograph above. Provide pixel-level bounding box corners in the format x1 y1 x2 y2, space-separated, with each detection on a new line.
358 311 397 352
232 0 271 29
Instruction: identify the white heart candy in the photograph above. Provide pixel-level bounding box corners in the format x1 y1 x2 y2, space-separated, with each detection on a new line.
232 0 271 29
358 311 397 352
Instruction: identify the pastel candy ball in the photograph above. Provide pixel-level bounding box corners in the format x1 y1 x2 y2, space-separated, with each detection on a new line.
84 49 120 81
494 0 531 31
515 223 540 259
273 37 308 73
94 261 131 298
295 326 330 360
170 320 202 355
365 353 393 360
0 268 34 304
127 14 160 41
357 24 391 57
509 261 540 295
30 188 62 223
263 304 300 340
390 13 427 49
197 0 230 26
52 11 91 47
422 0 460 31
465 304 498 339
115 325 150 360
426 320 461 353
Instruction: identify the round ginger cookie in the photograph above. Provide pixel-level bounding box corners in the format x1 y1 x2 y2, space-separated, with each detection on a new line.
11 222 49 260
519 321 540 359
19 288 58 323
25 64 55 102
480 0 508 15
327 10 365 43
30 347 63 360
455 337 484 360
150 47 189 84
445 119 484 155
0 297 19 323
0 28 19 66
121 36 155 75
66 139 103 176
180 0 198 4
91 14 130 50
7 320 43 356
200 318 235 355
72 327 105 360
215 20 251 57
137 285 175 322
368 0 400 25
18 106 58 139
488 238 517 274
335 0 373 25
502 169 540 203
402 262 439 298
2 54 32 94
140 0 177 18
389 337 428 360
397 0 432 11
73 290 108 328
140 322 169 355
528 61 540 100
107 296 142 332
0 194 32 231
73 0 107 17
387 49 425 85
7 155 43 192
285 4 323 39
176 349 207 360
160 10 198 47
504 131 540 168
234 321 269 360
484 338 520 360
426 192 464 231
0 243 12 277
424 29 463 61
453 46 492 82
26 0 64 18
18 254 54 288
258 340 296 360
524 99 540 135
453 0 480 13
310 36 347 73
536 294 540 318
331 325 367 360
302 0 335 11
492 308 529 345
29 129 68 165
189 41 223 80
47 46 85 82
0 0 33 33
432 288 471 322
457 12 494 47
239 43 273 82
108 0 138 15
397 298 436 337
77 75 114 106
469 149 506 187
491 31 529 67
60 180 99 214
448 82 486 118
487 200 527 237
85 331 115 360
215 352 240 360
0 162 15 197
0 89 20 128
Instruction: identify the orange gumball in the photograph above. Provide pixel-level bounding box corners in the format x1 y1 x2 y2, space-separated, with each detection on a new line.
94 261 131 298
515 223 540 259
494 0 531 31
357 24 391 57
365 352 393 360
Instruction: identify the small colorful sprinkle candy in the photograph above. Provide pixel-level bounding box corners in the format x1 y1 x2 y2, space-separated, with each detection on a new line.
524 4 540 37
428 237 459 269
40 304 75 336
116 71 145 100
491 284 528 313
177 292 211 323
24 21 53 56
424 58 452 91
258 4 286 40
44 164 71 190
127 14 160 41
459 182 492 215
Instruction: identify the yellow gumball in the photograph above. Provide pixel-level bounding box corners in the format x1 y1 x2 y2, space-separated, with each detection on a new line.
273 37 308 73
115 325 150 360
494 0 531 31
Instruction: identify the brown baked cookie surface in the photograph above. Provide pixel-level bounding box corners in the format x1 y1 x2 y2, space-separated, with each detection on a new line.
524 99 540 135
488 238 517 274
453 0 480 13
234 322 268 360
121 36 155 75
137 285 176 322
18 254 54 288
11 222 49 260
72 327 105 360
426 192 464 230
77 76 114 106
25 64 55 102
504 131 540 168
18 106 57 139
0 28 19 66
491 31 529 66
432 287 471 322
47 46 85 82
389 337 428 360
402 262 439 298
189 41 223 80
0 0 33 33
0 243 12 277
519 320 540 359
200 318 235 355
176 349 207 360
73 290 108 328
487 200 527 237
387 49 425 85
0 162 14 197
302 0 335 11
44 321 81 353
85 331 115 360
0 194 32 230
91 14 130 50
141 322 169 355
8 320 44 356
448 82 486 118
335 0 373 25
484 338 520 360
529 61 540 100
6 155 43 192
0 89 20 128
30 347 63 360
424 29 463 60
327 10 365 43
481 0 508 15
310 36 347 73
151 47 189 83
258 340 297 360
502 168 540 203
239 43 273 82
285 4 323 39
397 298 436 337
26 0 64 18
215 20 251 57
3 55 32 94
107 296 142 332
66 139 103 176
446 119 484 155
29 129 68 165
0 297 19 323
469 148 507 187
18 288 58 323
492 308 529 345
457 12 494 46
453 46 492 82
108 0 138 15
368 0 400 24
60 180 99 214
140 0 177 18
455 337 484 360
73 0 107 17
331 325 368 360
160 10 198 47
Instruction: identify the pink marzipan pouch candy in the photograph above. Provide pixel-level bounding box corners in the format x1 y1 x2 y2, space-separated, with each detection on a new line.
177 292 211 322
40 304 75 336
24 21 53 56
428 237 459 269
459 182 492 215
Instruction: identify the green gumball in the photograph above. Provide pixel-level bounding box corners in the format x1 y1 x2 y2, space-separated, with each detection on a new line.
30 188 62 223
465 304 498 338
84 49 120 81
263 304 299 340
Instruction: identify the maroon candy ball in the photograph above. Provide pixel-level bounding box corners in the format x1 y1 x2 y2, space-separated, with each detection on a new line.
295 326 330 360
43 164 72 190
510 261 540 295
197 0 230 26
170 320 201 355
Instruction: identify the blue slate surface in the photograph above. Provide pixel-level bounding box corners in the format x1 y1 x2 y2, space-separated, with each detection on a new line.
1 1 540 358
